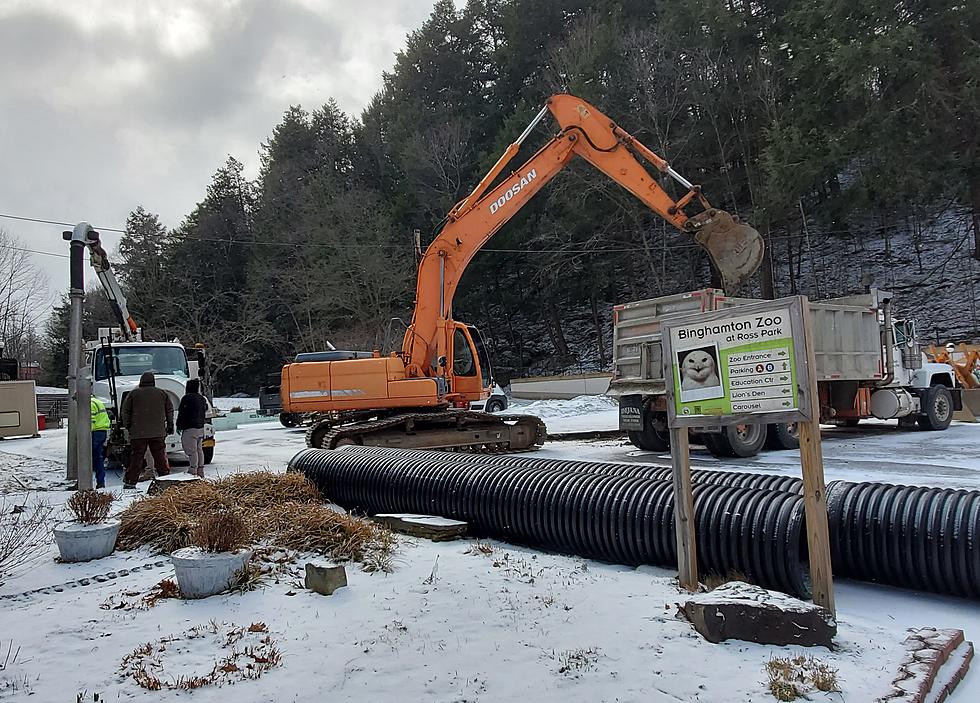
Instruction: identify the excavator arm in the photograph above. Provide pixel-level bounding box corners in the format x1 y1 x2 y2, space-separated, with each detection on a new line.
402 93 764 376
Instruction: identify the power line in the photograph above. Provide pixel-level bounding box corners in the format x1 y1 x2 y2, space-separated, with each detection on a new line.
0 212 125 233
1 209 958 259
7 245 70 259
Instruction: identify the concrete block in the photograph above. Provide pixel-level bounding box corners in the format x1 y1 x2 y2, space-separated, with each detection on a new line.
305 563 347 596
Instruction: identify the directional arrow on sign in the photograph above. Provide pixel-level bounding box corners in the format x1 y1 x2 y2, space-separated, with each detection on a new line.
781 400 792 407
779 375 789 381
781 362 788 370
781 387 791 394
778 350 787 357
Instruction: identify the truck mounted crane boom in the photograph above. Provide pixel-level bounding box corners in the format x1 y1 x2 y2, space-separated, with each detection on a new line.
283 94 764 452
86 233 140 342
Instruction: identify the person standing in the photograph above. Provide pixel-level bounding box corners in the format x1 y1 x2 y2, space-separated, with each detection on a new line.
90 395 111 489
176 378 208 478
121 372 173 489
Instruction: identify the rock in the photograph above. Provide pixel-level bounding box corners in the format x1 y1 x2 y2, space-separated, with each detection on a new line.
679 582 836 648
148 474 203 495
305 563 347 596
371 514 468 541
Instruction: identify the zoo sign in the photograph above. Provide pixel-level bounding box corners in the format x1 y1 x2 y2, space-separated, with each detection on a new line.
661 296 813 428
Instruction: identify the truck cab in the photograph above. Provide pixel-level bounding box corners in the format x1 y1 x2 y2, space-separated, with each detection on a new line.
86 332 215 467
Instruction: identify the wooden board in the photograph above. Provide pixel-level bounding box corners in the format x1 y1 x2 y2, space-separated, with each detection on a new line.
799 302 835 616
669 427 698 591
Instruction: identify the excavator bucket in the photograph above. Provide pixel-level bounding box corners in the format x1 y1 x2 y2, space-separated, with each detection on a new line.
956 389 980 422
692 210 765 292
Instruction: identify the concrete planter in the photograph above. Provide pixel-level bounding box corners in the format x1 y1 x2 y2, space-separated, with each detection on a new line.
171 547 252 599
53 519 120 563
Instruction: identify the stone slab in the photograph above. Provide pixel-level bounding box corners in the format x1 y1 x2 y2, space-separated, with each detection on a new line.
679 582 836 647
148 474 203 495
371 514 468 541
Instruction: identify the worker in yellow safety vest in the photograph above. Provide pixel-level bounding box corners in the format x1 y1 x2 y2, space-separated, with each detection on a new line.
91 396 111 489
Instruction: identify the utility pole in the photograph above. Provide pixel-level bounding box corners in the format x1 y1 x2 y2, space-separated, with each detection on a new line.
63 223 95 490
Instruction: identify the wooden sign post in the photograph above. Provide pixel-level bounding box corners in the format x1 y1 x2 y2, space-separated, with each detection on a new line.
661 296 835 614
798 303 835 613
668 425 698 591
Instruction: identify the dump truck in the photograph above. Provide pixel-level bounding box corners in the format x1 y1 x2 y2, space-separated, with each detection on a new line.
281 93 764 452
609 288 963 457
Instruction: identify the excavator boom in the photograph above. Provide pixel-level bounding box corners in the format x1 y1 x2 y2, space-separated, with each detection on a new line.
403 93 764 376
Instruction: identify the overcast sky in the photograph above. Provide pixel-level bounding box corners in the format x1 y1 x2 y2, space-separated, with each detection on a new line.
0 0 439 312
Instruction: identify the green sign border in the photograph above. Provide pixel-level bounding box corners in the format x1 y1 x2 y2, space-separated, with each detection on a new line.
662 296 813 429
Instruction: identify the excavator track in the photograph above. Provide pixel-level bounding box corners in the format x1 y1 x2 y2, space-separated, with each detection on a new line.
305 410 547 454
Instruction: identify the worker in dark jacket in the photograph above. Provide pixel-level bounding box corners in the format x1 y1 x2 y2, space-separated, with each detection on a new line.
176 379 208 478
121 372 173 488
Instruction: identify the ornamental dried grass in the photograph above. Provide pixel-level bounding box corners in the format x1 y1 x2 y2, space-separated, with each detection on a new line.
191 511 249 553
211 472 320 509
268 503 395 572
116 473 393 570
66 490 115 524
117 482 233 553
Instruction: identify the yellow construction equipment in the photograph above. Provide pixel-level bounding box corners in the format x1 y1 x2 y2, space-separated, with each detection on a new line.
926 343 980 421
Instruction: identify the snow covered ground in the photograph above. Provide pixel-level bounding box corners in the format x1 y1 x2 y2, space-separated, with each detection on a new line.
1 396 979 700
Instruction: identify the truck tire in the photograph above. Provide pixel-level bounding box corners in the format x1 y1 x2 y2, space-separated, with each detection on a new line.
203 447 214 465
486 398 506 413
917 385 953 431
280 412 298 428
703 423 766 458
626 411 670 451
765 422 800 450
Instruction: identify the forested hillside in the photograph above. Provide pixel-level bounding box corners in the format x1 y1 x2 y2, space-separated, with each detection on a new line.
44 0 980 392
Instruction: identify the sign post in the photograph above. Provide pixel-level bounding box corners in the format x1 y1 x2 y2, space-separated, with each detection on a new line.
661 296 834 614
668 425 698 591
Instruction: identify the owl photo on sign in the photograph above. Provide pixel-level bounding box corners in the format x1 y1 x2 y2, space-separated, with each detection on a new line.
676 343 724 402
680 349 721 390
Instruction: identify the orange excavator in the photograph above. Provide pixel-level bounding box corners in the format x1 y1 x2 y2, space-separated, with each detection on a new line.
280 94 765 451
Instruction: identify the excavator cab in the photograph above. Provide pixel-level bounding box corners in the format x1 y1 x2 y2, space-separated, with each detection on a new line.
448 323 491 404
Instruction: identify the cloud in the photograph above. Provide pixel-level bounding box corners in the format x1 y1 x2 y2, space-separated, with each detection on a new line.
0 0 437 294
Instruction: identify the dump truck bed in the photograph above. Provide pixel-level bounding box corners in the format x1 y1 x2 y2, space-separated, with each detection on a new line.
609 288 884 396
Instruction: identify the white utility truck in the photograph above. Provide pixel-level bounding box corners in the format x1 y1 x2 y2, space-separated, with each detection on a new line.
87 329 216 469
79 233 215 470
609 288 963 457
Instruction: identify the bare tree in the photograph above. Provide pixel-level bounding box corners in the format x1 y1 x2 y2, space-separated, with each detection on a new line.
400 121 473 223
0 230 51 365
165 290 276 391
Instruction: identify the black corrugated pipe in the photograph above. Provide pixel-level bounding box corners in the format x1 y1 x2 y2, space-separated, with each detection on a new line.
290 447 811 597
826 481 980 598
338 446 804 494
